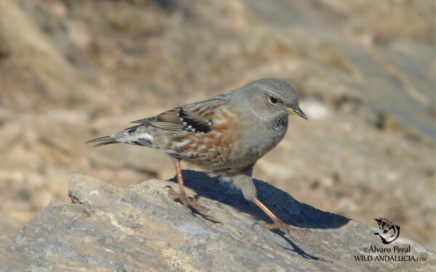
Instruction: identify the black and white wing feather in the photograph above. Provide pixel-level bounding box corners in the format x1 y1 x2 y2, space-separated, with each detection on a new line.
133 94 230 134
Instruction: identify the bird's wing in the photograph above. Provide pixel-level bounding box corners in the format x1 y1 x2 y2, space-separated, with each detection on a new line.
132 94 230 133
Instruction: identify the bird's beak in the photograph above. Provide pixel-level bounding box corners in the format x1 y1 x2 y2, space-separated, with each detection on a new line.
287 105 308 120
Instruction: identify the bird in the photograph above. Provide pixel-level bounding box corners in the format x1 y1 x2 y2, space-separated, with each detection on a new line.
87 78 308 233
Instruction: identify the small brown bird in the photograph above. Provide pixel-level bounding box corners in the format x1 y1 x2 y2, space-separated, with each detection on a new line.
88 78 307 233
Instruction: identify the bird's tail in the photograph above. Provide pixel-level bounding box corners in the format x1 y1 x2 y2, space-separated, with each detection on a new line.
87 125 155 147
86 135 119 147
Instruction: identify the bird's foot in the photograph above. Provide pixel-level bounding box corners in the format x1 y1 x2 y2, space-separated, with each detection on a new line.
166 186 208 213
261 220 309 234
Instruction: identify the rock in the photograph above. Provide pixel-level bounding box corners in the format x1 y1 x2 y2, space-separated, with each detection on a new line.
0 172 433 271
299 99 332 120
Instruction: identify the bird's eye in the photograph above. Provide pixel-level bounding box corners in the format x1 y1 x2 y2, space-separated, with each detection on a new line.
269 96 278 104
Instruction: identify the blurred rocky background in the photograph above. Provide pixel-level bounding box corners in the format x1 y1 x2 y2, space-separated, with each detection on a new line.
0 0 434 250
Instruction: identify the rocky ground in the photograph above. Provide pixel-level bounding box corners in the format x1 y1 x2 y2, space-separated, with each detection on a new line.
0 173 434 271
0 0 435 256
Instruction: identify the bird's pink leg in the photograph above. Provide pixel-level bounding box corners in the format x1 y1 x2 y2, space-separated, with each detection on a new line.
174 160 187 197
253 197 306 233
169 160 207 212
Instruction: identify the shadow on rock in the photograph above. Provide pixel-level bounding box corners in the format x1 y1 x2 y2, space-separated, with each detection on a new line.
169 170 350 230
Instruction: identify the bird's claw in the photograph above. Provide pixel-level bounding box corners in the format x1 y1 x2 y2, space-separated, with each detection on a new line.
261 221 309 234
166 186 208 213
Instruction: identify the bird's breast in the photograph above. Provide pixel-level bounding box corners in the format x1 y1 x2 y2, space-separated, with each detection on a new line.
238 114 288 160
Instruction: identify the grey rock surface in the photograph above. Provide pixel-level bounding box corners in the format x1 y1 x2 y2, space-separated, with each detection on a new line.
0 172 434 271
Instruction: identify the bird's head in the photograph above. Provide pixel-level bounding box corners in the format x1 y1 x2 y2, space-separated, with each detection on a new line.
239 78 307 121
